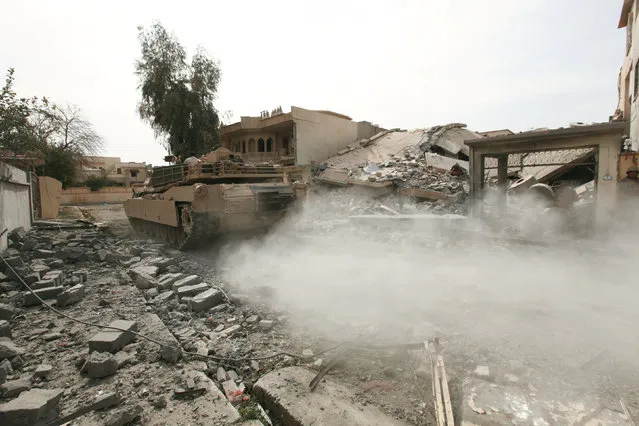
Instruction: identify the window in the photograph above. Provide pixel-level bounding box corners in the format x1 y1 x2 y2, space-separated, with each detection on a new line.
258 138 265 152
130 170 138 178
282 137 289 154
248 139 256 152
242 141 246 153
116 168 122 174
266 137 273 152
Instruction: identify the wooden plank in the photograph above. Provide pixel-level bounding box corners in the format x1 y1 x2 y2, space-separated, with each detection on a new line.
437 355 455 425
431 348 445 426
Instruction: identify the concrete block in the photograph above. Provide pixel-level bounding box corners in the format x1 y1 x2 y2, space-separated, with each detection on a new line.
221 380 240 402
5 257 24 268
31 279 55 290
140 313 182 363
157 273 183 290
130 265 159 278
88 320 138 353
42 270 63 286
172 275 202 291
33 249 56 259
0 388 64 426
0 320 10 338
1 377 31 398
72 270 88 283
24 273 40 285
153 290 174 304
33 364 53 379
23 287 64 306
0 304 14 322
83 352 118 378
221 325 242 338
257 320 275 331
253 367 410 426
190 289 224 312
56 284 85 307
176 282 209 298
31 264 50 276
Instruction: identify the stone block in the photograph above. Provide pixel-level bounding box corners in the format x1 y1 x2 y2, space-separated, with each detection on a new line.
88 320 138 353
176 282 209 298
0 320 10 338
0 304 15 322
72 270 88 283
190 288 224 312
172 275 202 291
0 388 64 426
1 377 31 398
153 290 174 304
56 284 85 307
31 279 55 290
257 320 275 331
140 314 182 363
0 338 25 360
83 352 118 378
221 325 242 338
23 287 64 306
33 364 53 379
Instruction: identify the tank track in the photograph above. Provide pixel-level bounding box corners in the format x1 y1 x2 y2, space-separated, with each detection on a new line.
128 208 219 251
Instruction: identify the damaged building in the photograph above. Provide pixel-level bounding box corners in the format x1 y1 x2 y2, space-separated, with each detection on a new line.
219 106 384 166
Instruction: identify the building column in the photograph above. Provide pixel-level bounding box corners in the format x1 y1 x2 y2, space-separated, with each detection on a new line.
469 147 484 219
497 155 508 215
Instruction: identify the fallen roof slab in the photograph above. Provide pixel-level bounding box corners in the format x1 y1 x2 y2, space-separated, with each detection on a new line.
253 366 410 426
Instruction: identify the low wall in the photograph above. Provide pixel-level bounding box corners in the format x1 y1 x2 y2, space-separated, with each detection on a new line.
60 186 142 205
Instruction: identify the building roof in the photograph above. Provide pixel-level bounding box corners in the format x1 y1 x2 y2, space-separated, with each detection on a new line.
619 0 633 28
464 122 627 147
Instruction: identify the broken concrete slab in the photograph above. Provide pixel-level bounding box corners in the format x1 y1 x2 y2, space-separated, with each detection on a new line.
88 320 138 353
0 388 64 426
82 352 119 378
254 367 410 426
132 271 157 290
190 288 224 312
0 338 25 360
140 313 182 363
153 290 174 304
144 370 241 425
56 284 85 307
31 279 55 290
1 377 31 398
221 325 242 338
23 287 64 306
175 282 210 298
172 275 202 291
156 273 183 291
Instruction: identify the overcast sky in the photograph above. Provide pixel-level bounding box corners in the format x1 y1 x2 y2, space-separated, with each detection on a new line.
0 0 626 165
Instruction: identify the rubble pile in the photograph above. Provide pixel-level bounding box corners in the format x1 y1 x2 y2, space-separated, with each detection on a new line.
0 225 334 425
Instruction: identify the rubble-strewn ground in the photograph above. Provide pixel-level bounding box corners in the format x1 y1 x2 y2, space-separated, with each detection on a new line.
1 199 638 425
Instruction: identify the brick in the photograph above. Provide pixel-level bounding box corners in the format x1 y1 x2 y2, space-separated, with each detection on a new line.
190 289 224 312
57 284 85 307
23 287 64 306
172 275 201 291
88 320 138 354
0 388 64 425
176 283 209 298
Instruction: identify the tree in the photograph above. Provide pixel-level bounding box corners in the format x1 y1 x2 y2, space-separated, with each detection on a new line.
0 68 104 187
135 22 221 158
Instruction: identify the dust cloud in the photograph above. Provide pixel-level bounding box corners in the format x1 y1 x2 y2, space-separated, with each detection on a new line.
217 188 639 381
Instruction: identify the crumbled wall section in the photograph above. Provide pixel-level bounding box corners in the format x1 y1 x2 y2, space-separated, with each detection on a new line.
0 162 31 250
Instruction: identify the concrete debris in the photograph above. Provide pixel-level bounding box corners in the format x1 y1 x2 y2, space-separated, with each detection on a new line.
1 376 31 398
88 320 138 353
0 388 64 426
172 275 202 290
0 304 16 321
0 338 25 360
175 282 209 298
23 287 64 306
56 283 85 307
257 320 274 332
104 404 143 426
0 320 10 338
33 364 53 379
82 351 119 378
190 288 223 312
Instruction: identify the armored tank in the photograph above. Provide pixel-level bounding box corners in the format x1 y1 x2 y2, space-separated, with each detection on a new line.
124 149 305 250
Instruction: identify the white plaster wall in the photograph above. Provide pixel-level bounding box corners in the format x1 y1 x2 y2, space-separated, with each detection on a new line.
292 107 359 165
0 162 31 250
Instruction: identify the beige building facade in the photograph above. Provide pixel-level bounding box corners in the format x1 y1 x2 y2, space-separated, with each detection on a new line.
77 156 148 186
617 0 639 149
220 106 383 165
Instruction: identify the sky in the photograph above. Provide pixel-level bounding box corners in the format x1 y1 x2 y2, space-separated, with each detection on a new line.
0 0 626 165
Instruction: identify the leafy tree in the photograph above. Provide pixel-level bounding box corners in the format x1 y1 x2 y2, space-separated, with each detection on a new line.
0 68 104 187
135 22 221 158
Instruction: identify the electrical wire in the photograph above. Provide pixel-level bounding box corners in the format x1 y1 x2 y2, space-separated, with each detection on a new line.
0 253 341 363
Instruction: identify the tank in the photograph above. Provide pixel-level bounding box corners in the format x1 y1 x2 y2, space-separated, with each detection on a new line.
124 149 307 250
